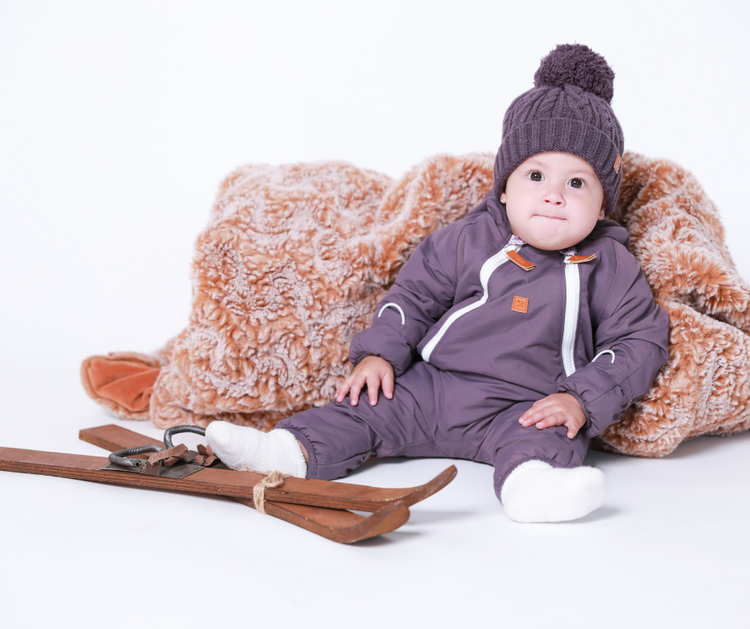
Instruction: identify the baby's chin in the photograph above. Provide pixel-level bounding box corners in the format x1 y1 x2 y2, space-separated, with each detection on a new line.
524 238 577 251
521 220 578 250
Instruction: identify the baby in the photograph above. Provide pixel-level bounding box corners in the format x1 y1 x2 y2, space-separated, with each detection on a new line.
206 44 670 523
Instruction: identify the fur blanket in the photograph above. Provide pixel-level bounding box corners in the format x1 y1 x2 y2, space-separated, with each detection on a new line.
81 151 750 457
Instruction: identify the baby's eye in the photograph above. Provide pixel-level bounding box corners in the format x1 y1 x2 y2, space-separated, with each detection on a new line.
569 178 585 189
528 171 543 182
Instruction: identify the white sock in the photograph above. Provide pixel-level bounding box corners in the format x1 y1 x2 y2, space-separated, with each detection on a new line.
205 421 307 477
500 460 605 523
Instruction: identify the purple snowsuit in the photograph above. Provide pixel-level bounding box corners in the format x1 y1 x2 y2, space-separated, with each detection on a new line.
278 194 670 499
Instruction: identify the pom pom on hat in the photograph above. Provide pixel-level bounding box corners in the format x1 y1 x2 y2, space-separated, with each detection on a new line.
533 43 615 104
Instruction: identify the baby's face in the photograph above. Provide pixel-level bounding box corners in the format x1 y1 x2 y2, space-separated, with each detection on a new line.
501 152 606 251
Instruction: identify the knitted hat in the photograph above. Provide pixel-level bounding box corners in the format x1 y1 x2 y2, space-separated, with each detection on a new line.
493 44 624 215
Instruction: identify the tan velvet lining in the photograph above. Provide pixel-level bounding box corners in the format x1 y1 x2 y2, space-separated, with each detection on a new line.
82 355 160 414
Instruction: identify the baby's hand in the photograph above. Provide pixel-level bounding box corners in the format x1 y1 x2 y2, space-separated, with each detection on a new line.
336 356 394 406
518 393 586 439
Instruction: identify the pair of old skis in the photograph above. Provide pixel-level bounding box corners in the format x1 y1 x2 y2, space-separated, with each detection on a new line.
0 425 456 543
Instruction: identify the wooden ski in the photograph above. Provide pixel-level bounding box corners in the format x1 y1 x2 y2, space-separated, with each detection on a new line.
0 425 457 543
0 446 455 510
79 425 410 543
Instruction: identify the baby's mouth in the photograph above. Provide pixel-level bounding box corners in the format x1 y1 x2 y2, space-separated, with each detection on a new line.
535 214 565 221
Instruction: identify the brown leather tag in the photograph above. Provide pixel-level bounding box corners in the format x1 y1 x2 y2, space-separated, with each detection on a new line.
506 250 535 271
566 254 597 264
614 153 622 174
511 296 529 313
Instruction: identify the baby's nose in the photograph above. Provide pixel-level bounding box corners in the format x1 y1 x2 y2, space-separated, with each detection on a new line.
543 182 566 205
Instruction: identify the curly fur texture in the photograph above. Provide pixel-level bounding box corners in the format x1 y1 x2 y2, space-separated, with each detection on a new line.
84 151 750 457
149 154 494 431
600 152 750 455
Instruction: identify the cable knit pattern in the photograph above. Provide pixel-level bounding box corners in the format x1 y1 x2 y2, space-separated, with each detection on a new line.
492 44 624 215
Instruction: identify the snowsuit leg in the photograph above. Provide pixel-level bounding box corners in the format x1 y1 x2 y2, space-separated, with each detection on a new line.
476 401 592 502
278 363 592 502
276 361 456 481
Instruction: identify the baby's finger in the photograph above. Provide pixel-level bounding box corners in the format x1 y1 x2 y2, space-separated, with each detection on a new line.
349 374 366 406
336 376 353 403
519 401 552 423
381 370 394 400
534 414 565 430
528 397 550 410
564 419 581 439
366 373 381 406
519 407 551 426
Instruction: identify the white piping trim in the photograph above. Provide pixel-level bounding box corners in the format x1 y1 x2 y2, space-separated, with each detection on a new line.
592 349 616 364
421 244 520 363
562 258 580 377
378 302 405 325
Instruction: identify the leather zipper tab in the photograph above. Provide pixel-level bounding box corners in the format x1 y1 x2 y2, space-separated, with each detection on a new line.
565 254 596 264
506 250 535 271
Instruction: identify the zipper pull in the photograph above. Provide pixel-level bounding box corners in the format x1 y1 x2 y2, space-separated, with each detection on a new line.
565 254 596 264
506 250 535 271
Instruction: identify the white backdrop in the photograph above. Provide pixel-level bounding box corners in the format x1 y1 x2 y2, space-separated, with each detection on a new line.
2 2 750 628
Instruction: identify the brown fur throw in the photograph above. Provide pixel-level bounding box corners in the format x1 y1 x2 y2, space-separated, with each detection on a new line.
81 151 750 457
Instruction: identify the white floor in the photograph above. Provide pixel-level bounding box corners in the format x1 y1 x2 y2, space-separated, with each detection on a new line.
2 2 750 628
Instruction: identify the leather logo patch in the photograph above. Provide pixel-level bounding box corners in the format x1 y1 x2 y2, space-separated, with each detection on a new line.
614 153 622 174
511 296 529 314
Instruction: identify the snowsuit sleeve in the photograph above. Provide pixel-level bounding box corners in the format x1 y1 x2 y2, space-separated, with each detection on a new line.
349 221 462 377
557 242 670 438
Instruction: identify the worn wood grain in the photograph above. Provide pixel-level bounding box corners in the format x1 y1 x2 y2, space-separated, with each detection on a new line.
75 425 457 510
78 424 410 542
0 425 455 542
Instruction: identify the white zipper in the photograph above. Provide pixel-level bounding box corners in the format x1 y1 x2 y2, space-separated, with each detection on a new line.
562 257 581 377
421 244 520 363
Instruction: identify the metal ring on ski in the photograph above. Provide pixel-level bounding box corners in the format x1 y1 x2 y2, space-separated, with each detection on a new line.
163 425 207 450
108 444 164 469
